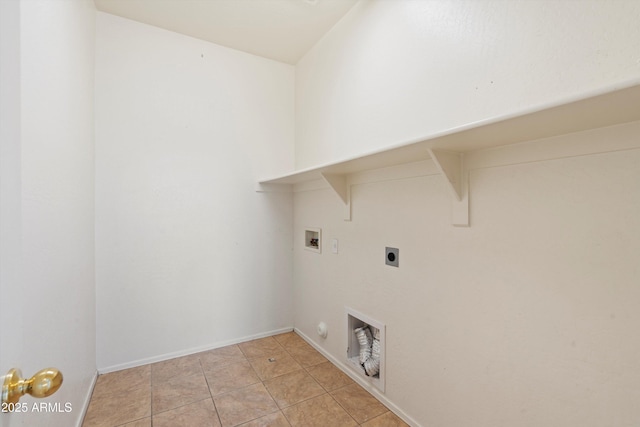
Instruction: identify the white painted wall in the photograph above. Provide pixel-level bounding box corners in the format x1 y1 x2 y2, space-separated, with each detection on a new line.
0 2 23 425
295 0 640 169
95 13 295 371
294 123 640 427
0 1 97 426
293 1 640 426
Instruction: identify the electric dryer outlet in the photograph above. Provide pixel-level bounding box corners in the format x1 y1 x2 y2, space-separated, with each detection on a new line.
385 247 399 267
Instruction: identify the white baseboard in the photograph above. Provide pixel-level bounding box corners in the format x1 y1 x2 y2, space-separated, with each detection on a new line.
76 370 98 427
98 326 294 374
294 327 422 427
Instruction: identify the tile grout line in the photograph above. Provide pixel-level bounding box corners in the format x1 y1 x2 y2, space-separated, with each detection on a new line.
206 345 281 427
242 338 290 427
282 333 389 426
149 357 218 424
200 358 224 427
276 336 364 426
241 335 318 426
268 338 315 427
293 334 402 425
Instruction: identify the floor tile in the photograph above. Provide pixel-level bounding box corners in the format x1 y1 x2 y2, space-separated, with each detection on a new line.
285 343 327 368
360 411 410 426
117 418 151 427
330 383 388 424
152 371 211 414
204 359 261 396
249 351 302 381
83 384 151 427
93 365 150 399
273 332 306 350
213 382 279 427
281 394 357 427
199 344 246 370
239 337 284 358
151 354 202 384
263 370 325 408
153 398 221 427
306 362 354 392
238 411 291 427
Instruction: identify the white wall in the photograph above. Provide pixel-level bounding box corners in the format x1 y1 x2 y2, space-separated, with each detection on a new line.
0 2 24 425
95 13 295 371
295 0 640 169
0 1 97 426
294 123 640 427
292 1 640 426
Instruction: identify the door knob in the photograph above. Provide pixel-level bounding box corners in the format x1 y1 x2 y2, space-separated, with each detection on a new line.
2 368 63 405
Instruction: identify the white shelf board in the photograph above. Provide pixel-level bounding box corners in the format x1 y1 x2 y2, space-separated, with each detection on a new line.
259 80 640 186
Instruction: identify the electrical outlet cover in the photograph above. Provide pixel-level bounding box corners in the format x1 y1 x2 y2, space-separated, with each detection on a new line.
385 247 399 267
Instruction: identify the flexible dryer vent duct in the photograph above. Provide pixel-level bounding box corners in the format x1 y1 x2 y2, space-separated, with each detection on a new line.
355 326 372 363
355 325 380 377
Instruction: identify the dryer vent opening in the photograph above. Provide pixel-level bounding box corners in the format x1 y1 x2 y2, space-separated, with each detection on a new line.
346 307 385 392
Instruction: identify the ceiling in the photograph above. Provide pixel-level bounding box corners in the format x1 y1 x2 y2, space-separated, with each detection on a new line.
93 0 359 64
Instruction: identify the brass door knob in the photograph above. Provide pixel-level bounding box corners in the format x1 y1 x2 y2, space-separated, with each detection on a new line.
2 368 63 404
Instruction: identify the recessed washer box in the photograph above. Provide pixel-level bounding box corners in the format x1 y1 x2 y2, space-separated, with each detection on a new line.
304 227 321 253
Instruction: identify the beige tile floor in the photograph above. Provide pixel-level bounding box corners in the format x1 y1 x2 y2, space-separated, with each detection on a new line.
82 332 409 427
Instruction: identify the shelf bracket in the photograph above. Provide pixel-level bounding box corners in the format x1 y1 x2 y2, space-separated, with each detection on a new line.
427 148 469 227
321 173 352 221
427 148 462 200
